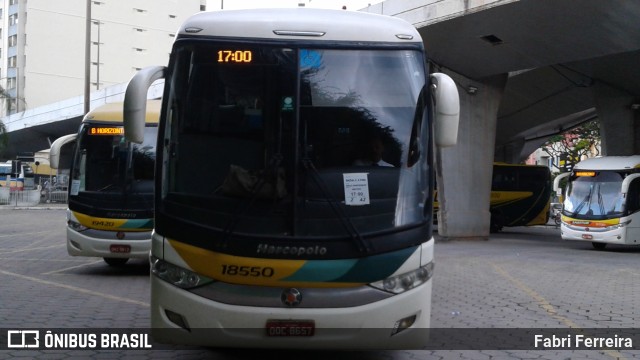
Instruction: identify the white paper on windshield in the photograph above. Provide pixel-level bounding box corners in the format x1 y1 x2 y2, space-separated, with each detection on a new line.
343 173 370 206
70 179 81 196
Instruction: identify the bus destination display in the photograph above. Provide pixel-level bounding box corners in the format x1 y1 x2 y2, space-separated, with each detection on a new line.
89 127 125 136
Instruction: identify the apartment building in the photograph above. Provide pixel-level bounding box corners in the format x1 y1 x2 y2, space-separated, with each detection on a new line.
0 0 206 115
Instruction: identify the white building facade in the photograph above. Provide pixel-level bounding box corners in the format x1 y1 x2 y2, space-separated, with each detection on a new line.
0 0 206 115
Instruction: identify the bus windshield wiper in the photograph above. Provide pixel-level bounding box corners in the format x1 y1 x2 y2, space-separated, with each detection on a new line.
573 186 593 216
302 159 372 253
220 154 283 247
97 184 117 192
597 186 606 216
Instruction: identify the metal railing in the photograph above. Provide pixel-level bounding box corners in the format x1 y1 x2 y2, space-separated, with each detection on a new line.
0 188 41 206
38 177 68 204
0 177 68 206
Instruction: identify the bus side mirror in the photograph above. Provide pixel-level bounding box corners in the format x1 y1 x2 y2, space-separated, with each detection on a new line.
124 66 166 144
621 174 640 196
553 172 570 198
430 73 459 148
49 134 77 170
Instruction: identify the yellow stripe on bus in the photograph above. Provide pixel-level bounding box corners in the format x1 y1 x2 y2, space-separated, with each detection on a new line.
489 191 532 205
73 212 149 232
561 216 620 228
168 239 363 288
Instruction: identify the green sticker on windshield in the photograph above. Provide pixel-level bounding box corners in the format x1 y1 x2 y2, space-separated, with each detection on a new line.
281 96 295 111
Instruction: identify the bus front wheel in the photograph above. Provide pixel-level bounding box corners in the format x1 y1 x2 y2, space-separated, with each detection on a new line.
591 242 607 250
104 257 129 266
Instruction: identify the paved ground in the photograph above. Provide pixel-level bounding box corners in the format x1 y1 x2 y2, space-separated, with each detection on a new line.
1 205 640 359
430 225 640 359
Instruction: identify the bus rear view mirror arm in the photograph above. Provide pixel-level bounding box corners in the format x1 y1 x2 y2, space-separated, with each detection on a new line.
124 66 166 144
49 133 77 170
553 172 570 197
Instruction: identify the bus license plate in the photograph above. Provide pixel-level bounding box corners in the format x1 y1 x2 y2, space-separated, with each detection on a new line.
110 244 131 253
266 320 315 337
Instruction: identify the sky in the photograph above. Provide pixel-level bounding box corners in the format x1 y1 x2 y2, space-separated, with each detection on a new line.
206 0 381 11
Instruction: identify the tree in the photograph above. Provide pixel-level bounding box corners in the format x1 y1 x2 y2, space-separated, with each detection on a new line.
542 119 600 172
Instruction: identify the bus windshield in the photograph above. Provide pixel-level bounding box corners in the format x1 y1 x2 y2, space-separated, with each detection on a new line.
71 124 157 196
563 171 625 219
161 42 429 240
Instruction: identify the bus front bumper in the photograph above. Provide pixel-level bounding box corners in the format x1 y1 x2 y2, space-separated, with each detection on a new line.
149 275 432 349
560 223 631 245
67 227 151 258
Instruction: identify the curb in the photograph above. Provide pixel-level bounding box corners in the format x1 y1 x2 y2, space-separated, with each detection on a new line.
0 205 67 210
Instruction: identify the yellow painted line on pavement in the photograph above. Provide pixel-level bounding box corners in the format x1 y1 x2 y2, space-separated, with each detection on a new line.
0 268 149 307
492 263 625 360
42 260 104 275
0 243 65 255
491 263 580 326
0 257 93 263
0 230 53 239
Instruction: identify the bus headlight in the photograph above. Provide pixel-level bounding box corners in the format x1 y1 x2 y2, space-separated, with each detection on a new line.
370 262 434 294
151 256 213 289
67 209 88 232
611 220 632 229
67 219 88 232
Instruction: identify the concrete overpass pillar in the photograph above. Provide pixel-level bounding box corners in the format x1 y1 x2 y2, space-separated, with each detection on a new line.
594 82 637 156
436 71 508 239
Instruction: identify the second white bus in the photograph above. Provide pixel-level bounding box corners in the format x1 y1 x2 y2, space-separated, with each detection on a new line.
50 101 160 266
560 156 640 249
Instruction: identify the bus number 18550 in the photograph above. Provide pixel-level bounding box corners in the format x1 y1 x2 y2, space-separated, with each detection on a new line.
221 265 274 277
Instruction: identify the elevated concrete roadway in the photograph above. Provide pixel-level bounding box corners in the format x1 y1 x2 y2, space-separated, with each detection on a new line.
1 81 163 158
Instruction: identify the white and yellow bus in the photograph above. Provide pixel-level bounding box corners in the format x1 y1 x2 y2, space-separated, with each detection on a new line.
0 160 34 190
123 8 459 348
560 156 640 250
50 101 160 266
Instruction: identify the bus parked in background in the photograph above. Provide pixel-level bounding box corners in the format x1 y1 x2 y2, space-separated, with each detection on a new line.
434 163 551 232
50 101 160 266
560 156 640 250
489 163 551 232
0 160 34 190
123 8 459 349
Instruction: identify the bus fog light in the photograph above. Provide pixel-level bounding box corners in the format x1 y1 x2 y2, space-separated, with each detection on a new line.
69 240 82 250
370 262 434 294
165 309 190 331
391 314 417 336
151 256 212 289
